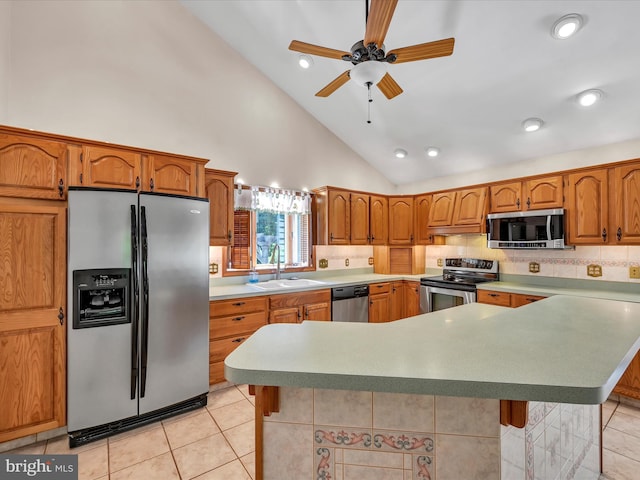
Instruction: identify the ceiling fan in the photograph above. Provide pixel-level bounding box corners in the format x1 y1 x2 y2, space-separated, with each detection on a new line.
288 0 455 101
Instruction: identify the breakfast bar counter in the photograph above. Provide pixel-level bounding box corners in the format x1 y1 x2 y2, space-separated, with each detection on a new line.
225 296 640 480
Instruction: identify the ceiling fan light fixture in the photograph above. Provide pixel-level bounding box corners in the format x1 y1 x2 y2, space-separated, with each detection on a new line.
425 147 440 158
577 88 603 107
394 148 408 159
522 118 544 133
349 61 387 87
298 54 313 69
551 14 583 39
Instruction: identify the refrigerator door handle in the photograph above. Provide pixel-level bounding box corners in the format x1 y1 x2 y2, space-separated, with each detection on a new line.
130 205 139 400
140 205 150 397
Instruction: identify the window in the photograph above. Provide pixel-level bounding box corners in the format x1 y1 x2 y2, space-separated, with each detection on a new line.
229 187 312 272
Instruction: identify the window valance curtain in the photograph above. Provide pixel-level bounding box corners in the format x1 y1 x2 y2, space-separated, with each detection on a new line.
234 186 311 215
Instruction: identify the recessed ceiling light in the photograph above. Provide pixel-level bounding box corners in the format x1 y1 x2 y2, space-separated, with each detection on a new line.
551 14 583 39
425 147 440 157
394 148 407 159
522 118 544 132
270 182 279 188
298 54 313 69
576 89 603 107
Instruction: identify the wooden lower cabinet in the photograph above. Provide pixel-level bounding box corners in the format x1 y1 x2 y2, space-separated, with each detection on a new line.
269 290 331 324
369 282 391 323
390 282 404 321
614 353 640 400
478 290 546 308
209 296 268 385
0 199 67 442
404 281 421 318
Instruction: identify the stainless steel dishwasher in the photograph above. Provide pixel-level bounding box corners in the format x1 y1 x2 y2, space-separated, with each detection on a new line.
331 285 369 322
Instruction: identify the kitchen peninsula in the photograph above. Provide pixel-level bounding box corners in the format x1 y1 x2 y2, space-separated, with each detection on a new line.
225 296 640 480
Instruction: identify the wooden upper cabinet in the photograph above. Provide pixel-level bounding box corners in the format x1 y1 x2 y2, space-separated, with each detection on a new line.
205 169 236 246
388 196 414 244
452 187 487 226
414 194 434 244
565 169 609 244
350 192 370 245
369 194 388 245
0 132 67 200
0 200 66 442
71 145 142 190
611 163 640 244
490 176 563 213
142 154 205 197
327 189 350 244
428 191 457 227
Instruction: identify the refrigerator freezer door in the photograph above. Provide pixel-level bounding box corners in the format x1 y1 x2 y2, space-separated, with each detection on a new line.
67 189 139 431
138 193 210 414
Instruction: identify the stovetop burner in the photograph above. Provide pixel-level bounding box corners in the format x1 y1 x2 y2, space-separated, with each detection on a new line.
421 258 499 288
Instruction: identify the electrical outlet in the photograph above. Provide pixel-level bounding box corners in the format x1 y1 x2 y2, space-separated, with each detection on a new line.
345 258 350 267
368 257 374 265
587 264 602 277
209 263 218 274
630 266 640 279
437 258 443 267
319 258 328 269
529 262 540 273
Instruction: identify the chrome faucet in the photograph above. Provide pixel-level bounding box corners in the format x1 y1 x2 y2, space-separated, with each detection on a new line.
273 243 282 280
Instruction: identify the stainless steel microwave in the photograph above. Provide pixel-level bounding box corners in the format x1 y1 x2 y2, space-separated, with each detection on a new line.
487 208 566 249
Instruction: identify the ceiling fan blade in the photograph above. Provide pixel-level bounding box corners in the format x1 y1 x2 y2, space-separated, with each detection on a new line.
289 40 350 60
363 0 398 48
377 73 403 99
388 38 455 64
315 70 351 97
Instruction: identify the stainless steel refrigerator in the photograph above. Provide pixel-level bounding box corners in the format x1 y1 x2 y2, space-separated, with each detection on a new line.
67 188 210 447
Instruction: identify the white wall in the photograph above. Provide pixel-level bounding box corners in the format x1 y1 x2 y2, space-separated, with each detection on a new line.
398 137 640 194
0 1 10 122
5 0 394 194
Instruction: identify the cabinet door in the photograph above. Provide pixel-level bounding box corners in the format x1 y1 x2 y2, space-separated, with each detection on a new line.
388 197 414 244
566 169 609 244
490 182 522 213
205 169 235 246
369 195 388 245
453 187 487 226
303 302 331 321
613 352 640 400
369 293 391 323
390 282 404 321
414 194 433 244
328 190 350 244
404 281 420 318
0 201 66 442
143 154 202 197
350 193 370 245
269 307 300 324
611 163 640 244
79 145 141 190
428 191 457 227
0 132 68 200
524 176 563 210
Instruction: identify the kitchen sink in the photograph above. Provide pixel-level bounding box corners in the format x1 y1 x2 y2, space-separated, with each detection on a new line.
248 278 328 290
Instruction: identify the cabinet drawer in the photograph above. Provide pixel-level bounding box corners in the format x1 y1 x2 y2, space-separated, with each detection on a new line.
210 296 267 317
210 334 252 363
209 361 226 385
477 290 512 307
210 311 267 340
511 293 547 308
369 282 391 294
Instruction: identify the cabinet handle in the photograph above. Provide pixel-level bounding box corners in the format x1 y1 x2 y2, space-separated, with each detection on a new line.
488 293 499 297
516 198 520 209
297 310 302 319
410 234 414 243
135 176 140 188
602 228 607 241
232 337 246 343
232 301 246 307
79 172 83 184
376 284 384 288
617 227 622 241
526 298 539 302
330 233 334 242
58 179 64 197
58 307 65 325
526 197 531 209
227 230 232 243
150 178 154 190
370 301 373 306
232 316 245 321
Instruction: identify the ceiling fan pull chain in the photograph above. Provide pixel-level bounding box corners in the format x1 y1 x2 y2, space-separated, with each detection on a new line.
367 82 372 124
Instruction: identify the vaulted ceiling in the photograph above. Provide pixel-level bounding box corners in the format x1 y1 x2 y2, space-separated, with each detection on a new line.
181 0 640 186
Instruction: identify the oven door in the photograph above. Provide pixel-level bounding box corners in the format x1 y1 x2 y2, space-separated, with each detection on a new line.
419 285 476 313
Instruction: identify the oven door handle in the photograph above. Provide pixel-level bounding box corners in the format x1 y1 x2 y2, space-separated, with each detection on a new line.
140 205 150 398
130 205 139 400
426 286 473 297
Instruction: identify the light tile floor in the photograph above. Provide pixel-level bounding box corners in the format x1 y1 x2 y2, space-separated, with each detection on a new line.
6 389 640 479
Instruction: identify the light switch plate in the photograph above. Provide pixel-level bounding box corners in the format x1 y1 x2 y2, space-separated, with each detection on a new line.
368 257 374 265
209 263 218 274
587 264 602 277
437 258 443 267
345 258 349 267
319 259 328 269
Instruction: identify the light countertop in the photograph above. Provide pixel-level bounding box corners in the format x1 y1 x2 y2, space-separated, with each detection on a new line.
225 295 640 404
477 280 640 303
